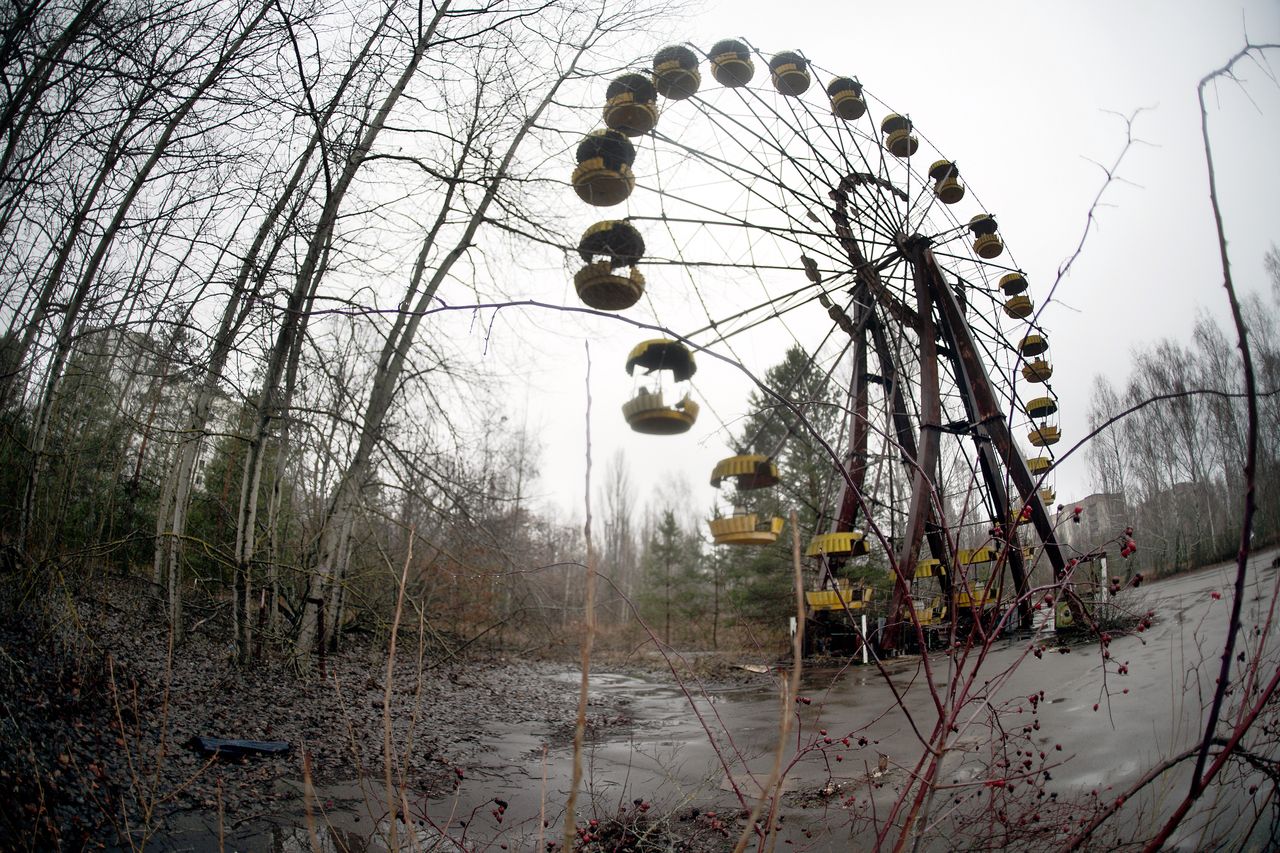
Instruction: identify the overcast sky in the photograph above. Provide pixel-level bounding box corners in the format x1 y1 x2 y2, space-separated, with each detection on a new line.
466 1 1280 532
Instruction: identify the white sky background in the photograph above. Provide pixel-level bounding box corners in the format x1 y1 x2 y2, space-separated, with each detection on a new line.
455 1 1280 531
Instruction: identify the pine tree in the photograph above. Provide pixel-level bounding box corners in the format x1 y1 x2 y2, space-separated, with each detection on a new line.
639 509 704 645
722 345 841 625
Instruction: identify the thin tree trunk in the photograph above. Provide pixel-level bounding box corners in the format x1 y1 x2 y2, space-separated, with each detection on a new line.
0 89 148 408
18 0 275 550
292 19 602 667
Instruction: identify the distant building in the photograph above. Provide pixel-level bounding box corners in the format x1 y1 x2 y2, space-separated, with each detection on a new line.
68 325 239 490
1055 492 1129 555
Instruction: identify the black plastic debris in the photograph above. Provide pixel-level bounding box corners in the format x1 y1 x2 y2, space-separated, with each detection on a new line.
187 736 291 759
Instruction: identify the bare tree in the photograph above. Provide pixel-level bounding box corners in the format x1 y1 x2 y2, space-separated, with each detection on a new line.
288 0 655 669
11 0 278 551
155 0 397 640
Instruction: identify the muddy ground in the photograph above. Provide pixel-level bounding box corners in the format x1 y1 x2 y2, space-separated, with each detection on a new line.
0 574 763 851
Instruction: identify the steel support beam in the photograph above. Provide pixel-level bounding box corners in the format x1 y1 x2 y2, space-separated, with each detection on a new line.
918 247 1068 591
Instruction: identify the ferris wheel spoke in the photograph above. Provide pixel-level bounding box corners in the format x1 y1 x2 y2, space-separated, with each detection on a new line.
698 290 836 349
645 169 834 272
717 55 906 236
666 87 907 247
637 159 858 322
650 116 829 222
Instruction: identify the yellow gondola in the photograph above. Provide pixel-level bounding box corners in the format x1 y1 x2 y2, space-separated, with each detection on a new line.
1004 294 1033 318
571 129 636 207
574 220 645 310
1039 487 1056 504
709 453 780 489
915 557 946 578
954 581 994 610
653 44 700 100
622 339 699 435
709 511 784 545
1027 456 1053 475
884 557 949 625
805 531 869 558
927 160 965 204
880 113 917 157
913 595 947 626
709 452 782 546
1028 424 1061 446
953 549 997 609
603 73 659 137
1000 272 1028 295
968 213 1003 259
1021 358 1053 382
958 547 996 565
826 77 866 120
1019 333 1048 356
1027 395 1058 419
769 50 810 96
709 38 754 87
806 580 873 611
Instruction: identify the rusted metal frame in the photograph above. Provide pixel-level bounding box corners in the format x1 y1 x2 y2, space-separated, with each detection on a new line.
927 273 1035 631
919 248 1068 589
809 309 871 595
881 242 943 650
866 312 954 612
963 410 1034 631
825 190 951 652
833 325 870 538
827 187 951 569
866 317 952 562
829 184 922 334
868 275 922 334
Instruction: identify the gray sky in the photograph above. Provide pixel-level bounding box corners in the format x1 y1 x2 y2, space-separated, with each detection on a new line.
480 1 1280 530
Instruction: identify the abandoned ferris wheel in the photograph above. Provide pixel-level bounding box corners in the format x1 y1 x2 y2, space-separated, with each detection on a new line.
563 39 1077 654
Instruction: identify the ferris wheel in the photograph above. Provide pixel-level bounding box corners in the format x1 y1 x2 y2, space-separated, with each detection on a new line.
565 38 1073 651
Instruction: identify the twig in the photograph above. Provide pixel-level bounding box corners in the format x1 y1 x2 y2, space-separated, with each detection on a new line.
563 340 596 850
1064 40 1280 853
732 509 804 853
302 745 322 853
1181 40 1274 802
1039 109 1148 317
539 744 549 853
382 531 414 850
